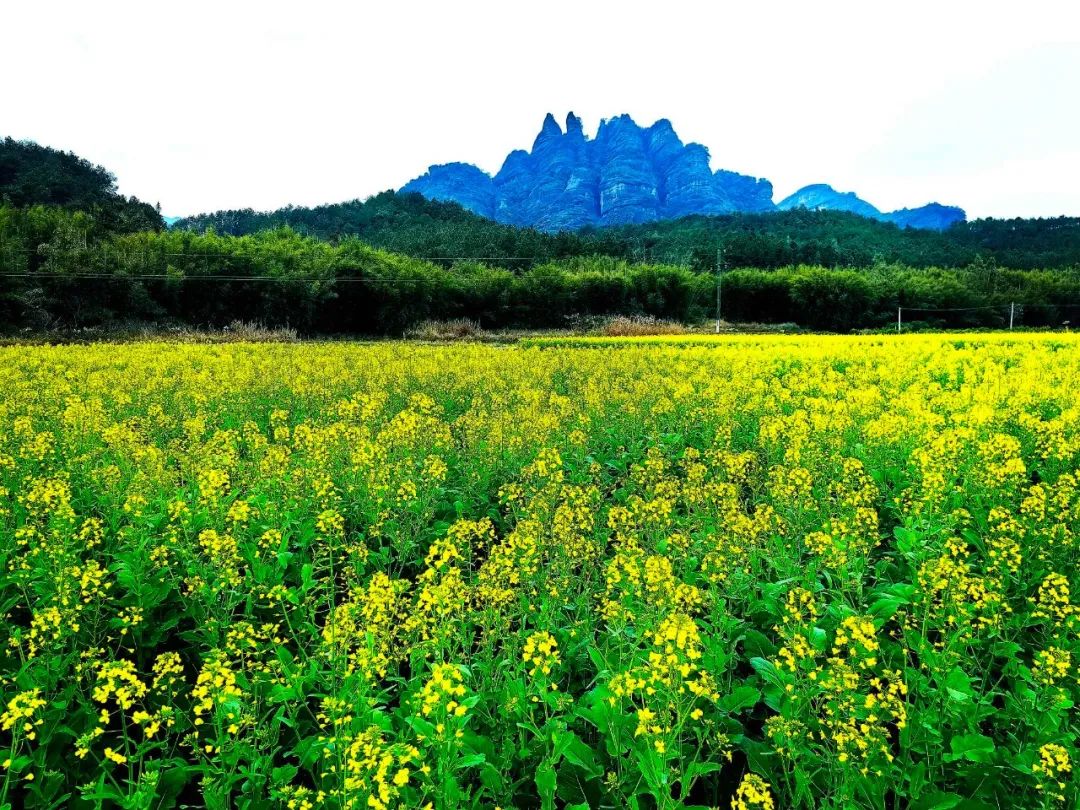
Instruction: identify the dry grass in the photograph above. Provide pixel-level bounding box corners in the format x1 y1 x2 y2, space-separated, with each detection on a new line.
598 315 688 337
210 320 299 343
405 318 485 341
0 317 802 347
0 320 299 345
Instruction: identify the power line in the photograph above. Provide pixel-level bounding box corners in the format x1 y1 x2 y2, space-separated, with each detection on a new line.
0 247 547 261
0 272 477 285
0 246 699 264
898 305 1001 312
901 303 1080 311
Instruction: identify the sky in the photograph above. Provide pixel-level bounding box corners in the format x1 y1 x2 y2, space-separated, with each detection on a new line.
3 0 1080 220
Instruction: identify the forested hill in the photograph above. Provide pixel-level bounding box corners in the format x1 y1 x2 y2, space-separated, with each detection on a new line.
175 192 1080 270
588 212 1080 270
0 137 162 233
6 135 1079 271
172 192 606 265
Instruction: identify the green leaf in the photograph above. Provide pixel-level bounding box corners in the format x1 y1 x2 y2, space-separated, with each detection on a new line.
718 685 760 714
991 641 1022 659
536 761 558 808
749 657 786 690
893 527 926 557
271 765 298 785
269 684 297 703
944 667 974 703
454 752 486 771
404 715 437 739
869 597 905 621
79 780 127 803
909 791 962 810
479 763 504 791
516 719 544 739
560 732 604 779
587 645 610 675
740 629 777 659
685 761 723 780
944 733 995 763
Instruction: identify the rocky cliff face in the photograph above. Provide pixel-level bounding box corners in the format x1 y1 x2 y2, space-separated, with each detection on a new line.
403 162 496 218
402 112 773 231
401 114 965 232
779 183 965 231
883 203 966 231
777 183 883 219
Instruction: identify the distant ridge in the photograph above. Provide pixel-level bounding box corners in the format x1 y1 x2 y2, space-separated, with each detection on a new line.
777 183 964 230
401 113 966 232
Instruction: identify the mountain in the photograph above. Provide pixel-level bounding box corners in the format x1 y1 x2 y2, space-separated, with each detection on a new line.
402 112 775 232
0 137 162 232
777 183 882 219
402 114 966 232
778 183 965 231
884 203 966 231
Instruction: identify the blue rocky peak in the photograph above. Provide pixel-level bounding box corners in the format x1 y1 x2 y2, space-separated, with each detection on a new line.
777 184 883 219
534 112 563 148
779 184 965 231
400 114 965 232
884 203 966 230
565 111 583 137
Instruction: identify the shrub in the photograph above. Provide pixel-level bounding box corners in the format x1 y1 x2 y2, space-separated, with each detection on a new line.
598 315 688 337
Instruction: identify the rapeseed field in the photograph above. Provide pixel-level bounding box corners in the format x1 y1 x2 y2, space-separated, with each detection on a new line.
1 334 1078 809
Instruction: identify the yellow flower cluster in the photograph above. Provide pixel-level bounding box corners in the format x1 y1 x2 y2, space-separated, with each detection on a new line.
1033 647 1072 687
1032 573 1077 626
338 725 424 810
2 333 1080 808
522 631 560 679
773 599 908 774
92 659 148 710
609 611 718 756
416 664 468 728
0 690 46 737
731 772 775 810
191 653 243 734
1034 743 1072 802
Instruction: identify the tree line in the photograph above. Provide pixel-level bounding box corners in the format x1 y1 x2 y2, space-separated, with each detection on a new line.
176 192 1080 271
3 205 1080 333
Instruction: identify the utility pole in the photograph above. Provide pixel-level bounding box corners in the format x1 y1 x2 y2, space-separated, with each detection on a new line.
897 307 902 334
1009 301 1015 330
715 245 724 334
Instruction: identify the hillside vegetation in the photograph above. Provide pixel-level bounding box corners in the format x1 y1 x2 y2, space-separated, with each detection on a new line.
4 208 1080 333
1 208 706 332
0 137 162 234
176 193 1080 271
3 138 1080 334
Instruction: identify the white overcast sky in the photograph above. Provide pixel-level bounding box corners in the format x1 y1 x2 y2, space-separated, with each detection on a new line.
3 0 1079 219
